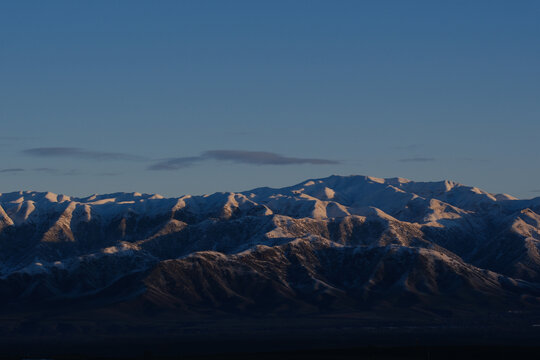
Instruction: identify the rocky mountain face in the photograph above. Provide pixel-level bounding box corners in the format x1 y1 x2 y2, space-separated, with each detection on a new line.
1 175 540 316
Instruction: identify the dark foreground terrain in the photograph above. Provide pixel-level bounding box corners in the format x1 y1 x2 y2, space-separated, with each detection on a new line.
1 310 540 359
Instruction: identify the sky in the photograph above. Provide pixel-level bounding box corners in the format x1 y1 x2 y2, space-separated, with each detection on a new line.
0 0 539 198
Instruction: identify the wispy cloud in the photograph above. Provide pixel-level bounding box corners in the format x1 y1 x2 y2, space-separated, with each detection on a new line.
22 147 145 161
148 156 204 171
398 157 436 163
34 167 61 174
0 168 25 173
36 168 114 176
203 150 339 165
1 166 105 177
22 147 339 171
33 167 83 176
149 150 339 171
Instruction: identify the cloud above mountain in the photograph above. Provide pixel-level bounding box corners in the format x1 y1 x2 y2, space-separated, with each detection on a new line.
0 167 84 176
148 156 205 171
0 168 25 173
203 150 339 165
149 150 339 171
22 147 145 161
21 147 339 171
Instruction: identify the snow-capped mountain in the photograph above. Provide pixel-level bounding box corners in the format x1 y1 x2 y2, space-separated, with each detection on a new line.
1 175 540 315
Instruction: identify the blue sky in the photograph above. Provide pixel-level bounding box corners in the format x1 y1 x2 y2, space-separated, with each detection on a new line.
1 0 539 198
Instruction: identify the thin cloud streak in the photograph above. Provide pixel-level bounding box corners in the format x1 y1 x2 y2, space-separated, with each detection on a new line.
148 156 202 170
203 150 339 165
33 167 82 176
398 157 436 163
0 167 84 176
0 168 25 173
149 150 339 171
22 147 146 161
34 167 61 174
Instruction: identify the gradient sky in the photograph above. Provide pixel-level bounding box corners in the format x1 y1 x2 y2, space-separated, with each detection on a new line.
1 0 539 198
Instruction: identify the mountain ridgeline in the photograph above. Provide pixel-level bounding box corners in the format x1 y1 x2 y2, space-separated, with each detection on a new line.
1 175 540 316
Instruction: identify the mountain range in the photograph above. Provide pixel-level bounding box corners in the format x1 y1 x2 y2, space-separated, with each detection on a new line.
1 174 540 321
